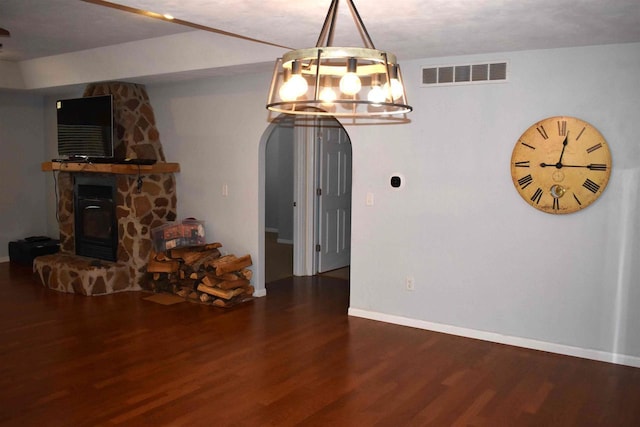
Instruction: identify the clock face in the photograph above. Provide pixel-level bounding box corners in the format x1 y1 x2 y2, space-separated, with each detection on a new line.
511 116 611 214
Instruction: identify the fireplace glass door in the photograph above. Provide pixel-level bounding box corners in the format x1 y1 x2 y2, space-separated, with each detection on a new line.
74 175 118 261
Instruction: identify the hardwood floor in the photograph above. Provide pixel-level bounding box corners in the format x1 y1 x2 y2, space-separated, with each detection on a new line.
265 231 293 283
1 262 640 426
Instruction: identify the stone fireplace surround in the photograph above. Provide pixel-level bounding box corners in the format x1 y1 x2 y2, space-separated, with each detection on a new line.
34 82 179 295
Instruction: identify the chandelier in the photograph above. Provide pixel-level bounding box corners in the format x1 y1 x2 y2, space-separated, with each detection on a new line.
266 0 412 121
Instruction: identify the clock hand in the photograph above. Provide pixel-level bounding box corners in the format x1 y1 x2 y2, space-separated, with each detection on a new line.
556 134 568 166
540 162 562 169
540 163 607 170
563 164 608 170
540 134 570 169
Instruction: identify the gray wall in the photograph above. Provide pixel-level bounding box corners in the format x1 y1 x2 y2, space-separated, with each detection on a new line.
347 43 640 364
0 92 47 259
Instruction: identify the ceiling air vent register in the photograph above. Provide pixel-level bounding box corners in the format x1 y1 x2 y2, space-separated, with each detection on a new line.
422 62 508 86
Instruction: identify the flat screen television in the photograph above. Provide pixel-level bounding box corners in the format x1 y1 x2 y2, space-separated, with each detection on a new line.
56 95 114 160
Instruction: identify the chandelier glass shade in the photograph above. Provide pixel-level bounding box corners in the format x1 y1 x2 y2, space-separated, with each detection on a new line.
266 0 412 120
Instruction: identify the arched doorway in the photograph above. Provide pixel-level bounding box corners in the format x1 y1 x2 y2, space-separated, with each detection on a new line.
259 115 352 285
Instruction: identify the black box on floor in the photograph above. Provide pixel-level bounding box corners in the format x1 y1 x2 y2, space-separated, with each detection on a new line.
8 236 60 265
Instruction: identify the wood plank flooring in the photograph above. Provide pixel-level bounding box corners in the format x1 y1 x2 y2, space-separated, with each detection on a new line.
1 261 640 426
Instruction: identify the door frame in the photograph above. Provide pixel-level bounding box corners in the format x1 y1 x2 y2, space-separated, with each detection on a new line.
260 115 352 289
293 124 317 276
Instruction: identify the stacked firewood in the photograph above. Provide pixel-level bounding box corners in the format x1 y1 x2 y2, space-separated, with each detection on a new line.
147 242 254 307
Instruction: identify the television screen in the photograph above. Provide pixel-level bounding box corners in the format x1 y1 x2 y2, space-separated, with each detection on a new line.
57 95 114 159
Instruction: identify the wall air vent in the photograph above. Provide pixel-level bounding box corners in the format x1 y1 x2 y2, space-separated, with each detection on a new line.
421 61 508 86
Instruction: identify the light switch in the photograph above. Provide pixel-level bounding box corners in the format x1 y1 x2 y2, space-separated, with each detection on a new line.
222 184 229 197
366 192 374 206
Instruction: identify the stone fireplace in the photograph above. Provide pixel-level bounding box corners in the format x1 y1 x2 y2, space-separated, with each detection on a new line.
34 82 179 295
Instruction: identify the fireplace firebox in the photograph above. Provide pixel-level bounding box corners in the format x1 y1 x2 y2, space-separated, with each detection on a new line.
74 175 118 261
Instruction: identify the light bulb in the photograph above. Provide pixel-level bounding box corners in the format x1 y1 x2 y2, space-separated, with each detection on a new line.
319 87 337 105
340 73 361 96
278 81 296 101
339 58 361 96
287 74 308 98
367 85 385 105
383 78 404 101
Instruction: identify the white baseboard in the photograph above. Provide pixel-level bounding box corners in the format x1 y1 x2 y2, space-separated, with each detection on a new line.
265 227 279 233
0 257 9 263
253 288 267 297
348 307 640 369
276 238 293 245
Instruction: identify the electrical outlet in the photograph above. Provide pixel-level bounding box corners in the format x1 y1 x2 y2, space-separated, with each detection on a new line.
405 276 415 291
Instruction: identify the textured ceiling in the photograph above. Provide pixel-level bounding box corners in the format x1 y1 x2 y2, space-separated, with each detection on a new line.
0 0 190 61
1 0 639 63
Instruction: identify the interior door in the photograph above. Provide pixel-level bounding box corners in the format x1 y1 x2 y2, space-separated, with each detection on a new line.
316 122 352 273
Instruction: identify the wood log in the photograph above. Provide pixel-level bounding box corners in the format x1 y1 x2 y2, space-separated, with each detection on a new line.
166 247 190 260
201 274 223 288
190 249 221 271
212 298 227 308
155 252 168 261
178 279 197 290
215 272 242 281
182 250 215 266
147 259 180 273
219 269 252 281
216 278 250 290
212 296 241 308
215 255 253 276
206 255 237 269
203 242 222 250
180 265 195 279
197 284 245 300
167 243 222 260
186 270 207 281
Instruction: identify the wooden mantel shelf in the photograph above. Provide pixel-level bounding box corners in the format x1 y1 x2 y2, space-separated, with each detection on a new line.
41 161 180 174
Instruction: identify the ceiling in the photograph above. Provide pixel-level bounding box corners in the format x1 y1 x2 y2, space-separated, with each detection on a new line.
1 0 639 65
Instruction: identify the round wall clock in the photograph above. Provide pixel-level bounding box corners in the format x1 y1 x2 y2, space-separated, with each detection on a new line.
510 116 611 214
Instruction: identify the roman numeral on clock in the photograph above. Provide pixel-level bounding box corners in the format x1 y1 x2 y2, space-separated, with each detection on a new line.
573 193 582 206
589 163 607 171
536 126 549 140
514 161 530 168
558 120 567 136
518 174 533 189
531 187 543 204
586 143 602 153
520 140 535 150
553 198 560 210
583 178 600 194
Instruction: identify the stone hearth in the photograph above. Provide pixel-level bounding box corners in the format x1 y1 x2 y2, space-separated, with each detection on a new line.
34 82 178 295
34 254 130 295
